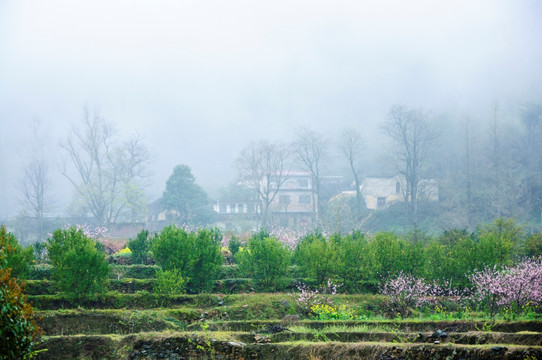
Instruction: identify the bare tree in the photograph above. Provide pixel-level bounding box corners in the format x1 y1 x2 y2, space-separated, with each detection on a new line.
339 128 364 216
20 159 50 220
520 103 542 223
18 119 53 241
235 140 292 228
60 107 150 225
383 105 435 229
464 115 474 229
293 129 328 223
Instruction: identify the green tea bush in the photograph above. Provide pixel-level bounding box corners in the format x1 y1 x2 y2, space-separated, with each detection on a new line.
294 231 337 286
29 291 196 310
24 280 55 296
109 265 160 279
47 227 110 300
236 230 291 291
476 217 521 267
368 232 424 278
333 231 379 292
27 264 51 280
153 269 186 296
151 225 222 292
220 265 240 279
228 236 242 259
423 229 477 288
109 278 154 293
524 232 542 257
127 229 151 264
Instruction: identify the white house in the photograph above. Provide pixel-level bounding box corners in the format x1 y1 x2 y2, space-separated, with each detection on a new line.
360 175 439 210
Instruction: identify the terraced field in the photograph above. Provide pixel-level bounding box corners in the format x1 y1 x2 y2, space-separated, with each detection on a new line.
27 265 542 360
34 311 542 359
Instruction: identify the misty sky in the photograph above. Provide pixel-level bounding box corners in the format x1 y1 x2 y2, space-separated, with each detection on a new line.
1 0 541 219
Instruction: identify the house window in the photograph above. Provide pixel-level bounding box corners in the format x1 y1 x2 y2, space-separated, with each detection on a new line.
298 178 309 188
279 195 290 205
299 195 311 204
377 197 386 208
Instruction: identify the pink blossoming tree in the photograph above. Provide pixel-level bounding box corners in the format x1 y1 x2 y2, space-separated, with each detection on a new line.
380 271 444 318
470 257 542 317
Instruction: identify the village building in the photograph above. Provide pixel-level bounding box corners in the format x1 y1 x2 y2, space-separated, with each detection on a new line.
360 175 439 210
213 171 321 229
265 172 315 228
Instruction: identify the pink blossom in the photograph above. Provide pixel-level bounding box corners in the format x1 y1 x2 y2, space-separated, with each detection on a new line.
62 224 110 241
380 272 444 318
469 257 542 317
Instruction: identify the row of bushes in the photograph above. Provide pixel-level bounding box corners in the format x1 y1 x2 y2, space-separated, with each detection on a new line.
233 219 539 292
4 218 541 300
3 225 225 299
123 218 540 292
29 292 207 310
28 264 162 280
25 277 380 296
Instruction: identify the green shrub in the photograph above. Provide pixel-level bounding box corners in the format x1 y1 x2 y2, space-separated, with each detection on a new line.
109 278 154 293
23 280 55 296
368 232 424 278
2 229 34 280
333 231 379 292
220 265 240 279
423 229 477 288
476 217 522 267
1 225 41 360
476 218 524 269
523 232 542 257
109 265 160 279
236 230 291 291
153 269 187 296
294 231 338 286
29 292 196 310
128 229 150 264
31 242 47 264
27 265 51 280
190 228 224 292
228 236 242 258
47 227 110 300
151 225 222 292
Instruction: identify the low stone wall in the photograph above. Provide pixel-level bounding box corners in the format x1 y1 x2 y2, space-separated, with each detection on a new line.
35 334 542 360
129 337 254 360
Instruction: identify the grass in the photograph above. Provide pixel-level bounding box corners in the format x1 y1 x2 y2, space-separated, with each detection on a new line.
30 289 541 323
289 323 396 333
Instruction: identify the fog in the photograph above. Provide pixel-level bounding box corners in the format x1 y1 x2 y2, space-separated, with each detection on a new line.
1 0 541 220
